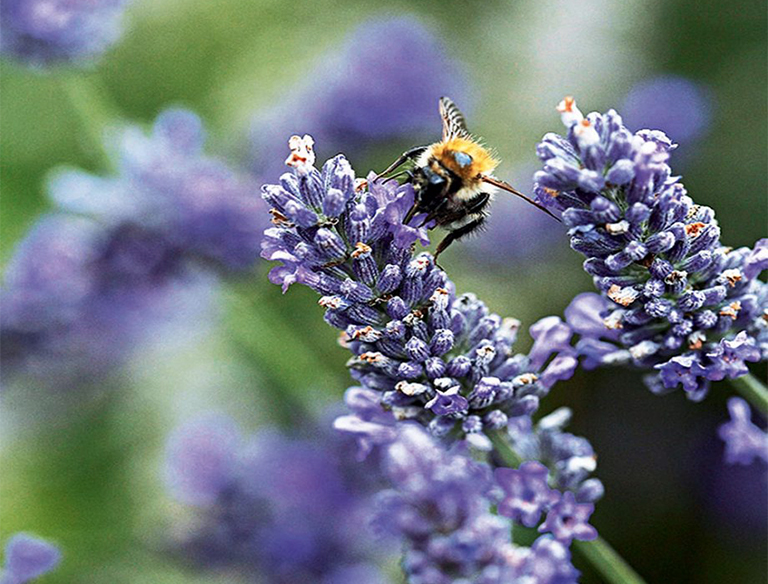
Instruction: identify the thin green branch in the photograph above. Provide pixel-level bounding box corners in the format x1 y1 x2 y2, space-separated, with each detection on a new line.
486 429 647 584
728 372 768 417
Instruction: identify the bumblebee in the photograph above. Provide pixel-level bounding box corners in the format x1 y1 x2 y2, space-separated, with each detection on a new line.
376 97 560 261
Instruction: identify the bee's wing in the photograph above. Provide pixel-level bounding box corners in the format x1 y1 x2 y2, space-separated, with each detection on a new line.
439 97 470 141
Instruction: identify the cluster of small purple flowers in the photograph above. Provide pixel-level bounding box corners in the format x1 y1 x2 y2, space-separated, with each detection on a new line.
374 424 582 584
1 0 132 67
0 533 60 584
1 109 261 387
533 97 767 402
164 415 390 584
261 136 580 451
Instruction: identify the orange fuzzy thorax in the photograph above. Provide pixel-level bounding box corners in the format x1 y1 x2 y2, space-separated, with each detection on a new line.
430 137 499 180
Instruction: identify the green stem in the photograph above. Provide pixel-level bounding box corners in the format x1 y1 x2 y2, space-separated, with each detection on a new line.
728 373 768 417
486 429 647 584
58 74 117 170
572 538 646 584
223 282 346 425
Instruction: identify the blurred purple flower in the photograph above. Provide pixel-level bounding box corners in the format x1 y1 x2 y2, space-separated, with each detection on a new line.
2 109 259 388
621 75 713 146
495 461 561 527
165 415 390 583
1 533 61 584
718 397 768 466
374 424 580 583
536 98 767 401
250 16 471 180
516 536 580 584
539 491 598 545
0 0 132 67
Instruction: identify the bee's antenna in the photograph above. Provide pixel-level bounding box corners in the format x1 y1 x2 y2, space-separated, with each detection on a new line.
481 176 561 222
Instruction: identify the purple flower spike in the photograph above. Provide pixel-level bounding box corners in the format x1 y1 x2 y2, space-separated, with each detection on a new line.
262 137 577 446
2 533 61 584
535 97 767 400
718 397 768 466
2 108 258 388
495 461 561 527
539 491 598 544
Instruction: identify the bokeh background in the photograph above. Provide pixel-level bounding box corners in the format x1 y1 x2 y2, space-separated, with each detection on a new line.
1 0 766 582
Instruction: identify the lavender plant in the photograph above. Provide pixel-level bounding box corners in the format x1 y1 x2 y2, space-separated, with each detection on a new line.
533 98 767 403
262 137 579 450
0 533 61 584
164 415 392 583
1 109 261 387
0 0 132 67
374 424 581 583
260 137 646 584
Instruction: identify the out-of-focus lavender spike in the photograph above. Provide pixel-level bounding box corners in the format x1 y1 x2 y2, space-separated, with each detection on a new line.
164 415 391 583
250 16 471 180
2 109 260 389
1 0 132 67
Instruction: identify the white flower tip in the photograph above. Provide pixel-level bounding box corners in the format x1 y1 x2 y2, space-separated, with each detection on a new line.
285 134 316 168
573 118 600 148
557 96 584 127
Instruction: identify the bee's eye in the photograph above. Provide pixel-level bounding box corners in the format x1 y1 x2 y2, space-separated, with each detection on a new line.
453 151 473 168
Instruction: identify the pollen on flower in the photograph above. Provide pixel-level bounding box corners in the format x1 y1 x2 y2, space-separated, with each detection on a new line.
319 296 344 309
542 187 560 198
514 373 539 385
721 269 743 287
269 208 292 227
688 331 706 350
720 301 742 319
359 351 386 364
351 242 372 258
285 134 316 168
607 285 639 307
603 311 624 330
685 222 707 238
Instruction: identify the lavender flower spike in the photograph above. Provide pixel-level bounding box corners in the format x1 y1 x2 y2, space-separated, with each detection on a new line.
535 97 767 401
1 0 132 67
2 109 259 388
374 424 580 583
261 136 578 447
1 533 61 584
718 397 768 466
165 415 390 583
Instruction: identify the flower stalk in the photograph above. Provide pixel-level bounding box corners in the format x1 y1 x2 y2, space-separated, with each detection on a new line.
728 372 768 418
488 428 648 584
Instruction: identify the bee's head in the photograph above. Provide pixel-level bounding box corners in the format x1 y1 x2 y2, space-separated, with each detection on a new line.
432 137 499 180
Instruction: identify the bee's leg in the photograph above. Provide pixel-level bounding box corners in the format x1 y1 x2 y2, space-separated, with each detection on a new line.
433 216 486 266
375 146 428 181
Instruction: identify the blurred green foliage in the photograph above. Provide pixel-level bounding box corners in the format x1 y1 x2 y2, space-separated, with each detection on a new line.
1 0 765 582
